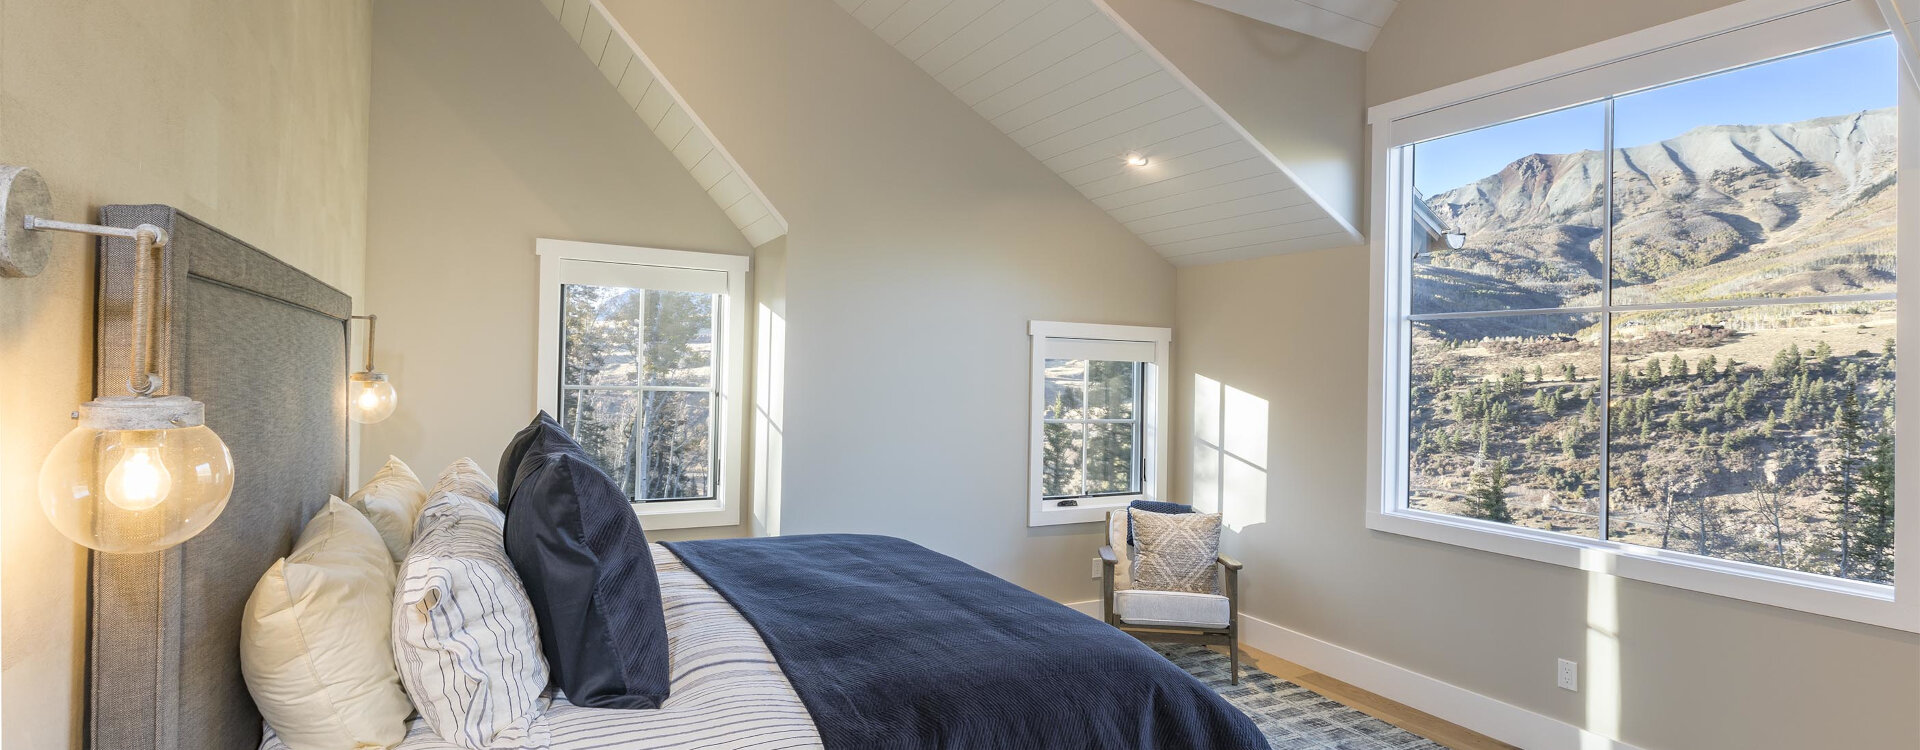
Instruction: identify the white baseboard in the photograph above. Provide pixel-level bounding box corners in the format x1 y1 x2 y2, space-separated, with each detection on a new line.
1064 600 1644 750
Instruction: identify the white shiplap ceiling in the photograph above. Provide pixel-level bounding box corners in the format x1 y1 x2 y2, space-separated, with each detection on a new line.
835 0 1363 265
1187 0 1399 51
540 0 788 247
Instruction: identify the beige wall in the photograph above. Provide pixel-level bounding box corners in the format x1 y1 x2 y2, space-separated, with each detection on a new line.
607 0 1177 602
1168 3 1920 749
361 0 757 543
1108 0 1366 232
1366 0 1742 106
0 1 370 747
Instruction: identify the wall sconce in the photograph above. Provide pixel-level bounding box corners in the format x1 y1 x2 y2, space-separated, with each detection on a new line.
348 314 397 424
2 165 237 553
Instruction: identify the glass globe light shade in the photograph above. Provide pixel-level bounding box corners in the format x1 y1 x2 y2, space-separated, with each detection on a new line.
38 395 235 554
349 371 398 424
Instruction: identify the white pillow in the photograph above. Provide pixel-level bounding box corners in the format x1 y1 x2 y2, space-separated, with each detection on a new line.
394 487 549 750
241 497 412 750
429 456 499 508
348 456 429 562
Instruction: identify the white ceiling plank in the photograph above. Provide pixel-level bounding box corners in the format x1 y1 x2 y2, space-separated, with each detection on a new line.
974 36 1137 120
598 40 636 87
917 0 1065 75
895 0 1002 59
1007 72 1183 147
1058 122 1239 185
614 57 653 107
544 0 789 247
1184 0 1385 51
853 0 914 28
987 49 1159 132
1309 0 1399 27
1035 103 1215 166
579 5 615 63
1107 174 1299 222
1136 202 1327 244
954 15 1116 105
875 0 954 43
1121 187 1308 232
560 0 591 41
688 152 734 190
1091 156 1272 210
935 1 1093 90
1077 140 1259 197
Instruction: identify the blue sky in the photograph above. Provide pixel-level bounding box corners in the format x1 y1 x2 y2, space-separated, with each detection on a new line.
1414 34 1897 196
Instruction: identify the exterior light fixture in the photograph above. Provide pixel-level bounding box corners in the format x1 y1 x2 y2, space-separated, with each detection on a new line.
3 165 236 553
348 314 397 424
1443 230 1467 251
1124 153 1150 167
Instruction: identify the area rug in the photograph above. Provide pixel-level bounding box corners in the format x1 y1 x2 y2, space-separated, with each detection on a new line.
1155 644 1445 750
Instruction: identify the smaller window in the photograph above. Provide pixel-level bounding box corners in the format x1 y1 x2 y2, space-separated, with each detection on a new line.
536 240 748 531
1029 322 1171 527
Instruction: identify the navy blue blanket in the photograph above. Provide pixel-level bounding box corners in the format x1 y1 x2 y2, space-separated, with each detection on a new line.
664 534 1269 750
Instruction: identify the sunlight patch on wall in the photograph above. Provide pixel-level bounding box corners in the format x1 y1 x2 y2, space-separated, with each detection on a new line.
1192 373 1269 531
752 302 786 537
1582 549 1623 750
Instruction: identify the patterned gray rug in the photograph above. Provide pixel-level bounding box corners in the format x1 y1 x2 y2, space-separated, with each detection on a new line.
1155 644 1445 750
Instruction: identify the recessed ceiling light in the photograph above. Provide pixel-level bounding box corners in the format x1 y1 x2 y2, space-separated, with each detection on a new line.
1124 154 1149 167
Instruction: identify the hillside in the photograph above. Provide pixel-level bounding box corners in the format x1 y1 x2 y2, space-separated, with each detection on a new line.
1416 108 1896 318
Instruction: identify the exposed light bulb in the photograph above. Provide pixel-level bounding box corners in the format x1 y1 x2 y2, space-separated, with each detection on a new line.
1124 154 1150 167
349 371 398 424
104 444 173 511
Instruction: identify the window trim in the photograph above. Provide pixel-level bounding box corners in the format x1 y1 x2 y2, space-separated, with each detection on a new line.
1028 321 1172 527
1365 0 1920 632
535 239 749 530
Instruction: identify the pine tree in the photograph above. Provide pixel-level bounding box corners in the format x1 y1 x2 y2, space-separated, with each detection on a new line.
1532 364 1545 383
1824 392 1868 579
1852 433 1896 583
1669 354 1687 380
1470 458 1514 524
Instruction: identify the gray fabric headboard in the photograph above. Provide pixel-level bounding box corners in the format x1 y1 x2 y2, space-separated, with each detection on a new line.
86 205 351 750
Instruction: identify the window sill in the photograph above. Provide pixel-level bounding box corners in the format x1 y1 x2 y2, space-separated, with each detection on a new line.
632 497 735 531
1030 495 1138 527
1367 507 1917 632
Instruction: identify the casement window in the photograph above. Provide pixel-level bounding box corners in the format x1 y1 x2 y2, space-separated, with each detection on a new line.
1029 322 1171 526
536 239 747 530
1368 0 1918 630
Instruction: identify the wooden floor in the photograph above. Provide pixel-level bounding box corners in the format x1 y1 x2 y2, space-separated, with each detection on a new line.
1227 644 1518 750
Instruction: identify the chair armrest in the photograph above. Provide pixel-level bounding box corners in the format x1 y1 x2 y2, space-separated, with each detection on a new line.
1216 553 1243 571
1099 545 1119 565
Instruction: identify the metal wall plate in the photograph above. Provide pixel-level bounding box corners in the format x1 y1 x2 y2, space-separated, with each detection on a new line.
1 165 53 278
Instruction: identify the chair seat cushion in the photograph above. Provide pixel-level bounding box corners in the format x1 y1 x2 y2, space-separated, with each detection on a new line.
1114 589 1231 629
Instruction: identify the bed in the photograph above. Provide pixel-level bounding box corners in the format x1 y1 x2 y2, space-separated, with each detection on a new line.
84 206 1268 750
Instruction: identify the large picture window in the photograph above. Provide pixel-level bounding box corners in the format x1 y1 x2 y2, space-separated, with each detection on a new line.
1372 3 1915 630
536 240 748 530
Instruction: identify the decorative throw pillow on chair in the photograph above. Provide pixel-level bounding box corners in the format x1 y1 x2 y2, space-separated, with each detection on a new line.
1130 508 1222 594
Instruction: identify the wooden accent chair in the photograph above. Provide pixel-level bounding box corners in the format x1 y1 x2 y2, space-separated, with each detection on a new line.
1099 508 1243 683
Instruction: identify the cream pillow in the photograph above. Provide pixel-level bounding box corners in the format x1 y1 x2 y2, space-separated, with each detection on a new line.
241 497 412 750
1130 508 1223 595
349 456 430 562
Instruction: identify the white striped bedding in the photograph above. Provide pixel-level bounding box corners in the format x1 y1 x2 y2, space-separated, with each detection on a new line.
262 545 822 750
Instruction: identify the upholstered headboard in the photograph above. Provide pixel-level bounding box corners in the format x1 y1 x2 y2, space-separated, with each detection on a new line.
85 206 351 750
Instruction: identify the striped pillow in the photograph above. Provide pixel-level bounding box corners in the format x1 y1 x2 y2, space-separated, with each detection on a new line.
394 479 550 749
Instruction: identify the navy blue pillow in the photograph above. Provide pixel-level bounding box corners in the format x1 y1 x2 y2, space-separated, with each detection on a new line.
1126 499 1194 546
497 410 560 512
502 418 670 709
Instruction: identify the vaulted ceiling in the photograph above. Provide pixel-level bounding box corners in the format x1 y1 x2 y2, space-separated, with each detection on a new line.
539 0 1375 265
831 0 1364 265
539 0 788 247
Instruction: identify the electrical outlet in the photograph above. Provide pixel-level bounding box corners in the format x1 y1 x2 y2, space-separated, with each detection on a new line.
1091 557 1103 579
1556 659 1579 691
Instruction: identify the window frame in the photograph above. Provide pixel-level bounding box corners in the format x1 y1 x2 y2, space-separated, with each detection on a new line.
1365 0 1920 632
1028 321 1172 527
536 239 749 530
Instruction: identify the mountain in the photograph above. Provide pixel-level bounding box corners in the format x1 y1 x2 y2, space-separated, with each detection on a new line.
1415 108 1896 325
